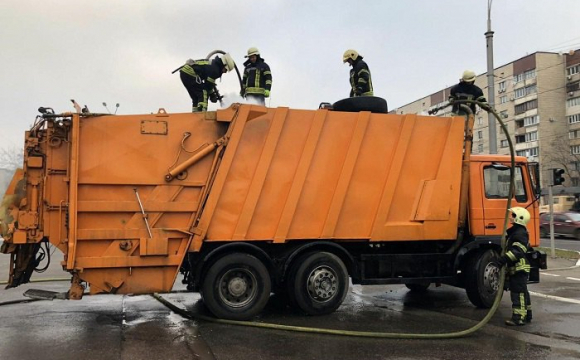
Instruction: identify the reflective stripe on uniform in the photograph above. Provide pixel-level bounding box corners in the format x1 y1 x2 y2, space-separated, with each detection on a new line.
513 293 527 317
245 87 265 95
514 242 528 252
181 65 197 77
506 251 517 262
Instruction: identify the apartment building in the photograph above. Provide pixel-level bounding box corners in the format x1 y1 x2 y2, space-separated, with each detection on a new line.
394 50 580 189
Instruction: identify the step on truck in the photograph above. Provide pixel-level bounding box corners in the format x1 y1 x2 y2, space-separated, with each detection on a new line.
1 101 546 320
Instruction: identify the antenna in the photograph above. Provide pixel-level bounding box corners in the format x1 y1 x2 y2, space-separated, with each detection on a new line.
115 103 120 114
102 102 111 114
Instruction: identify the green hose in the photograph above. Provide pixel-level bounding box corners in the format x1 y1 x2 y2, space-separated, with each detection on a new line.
152 100 518 339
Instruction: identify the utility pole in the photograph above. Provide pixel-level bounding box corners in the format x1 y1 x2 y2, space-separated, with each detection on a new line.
486 0 497 154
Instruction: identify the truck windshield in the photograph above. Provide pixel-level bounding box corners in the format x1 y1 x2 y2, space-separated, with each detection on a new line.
483 166 527 203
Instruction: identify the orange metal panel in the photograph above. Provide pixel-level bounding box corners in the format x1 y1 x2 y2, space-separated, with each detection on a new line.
200 108 465 243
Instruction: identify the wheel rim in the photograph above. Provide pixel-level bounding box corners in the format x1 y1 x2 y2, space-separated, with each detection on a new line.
218 269 258 308
306 265 338 303
483 262 500 292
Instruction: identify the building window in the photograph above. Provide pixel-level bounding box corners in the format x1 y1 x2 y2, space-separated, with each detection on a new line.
515 135 525 144
499 110 508 119
514 99 538 114
567 81 580 93
477 117 483 125
572 145 580 155
573 178 580 187
478 130 483 139
567 64 580 76
498 81 506 92
569 114 580 124
516 147 538 157
499 95 508 104
567 97 580 107
525 131 538 142
514 69 536 84
570 130 580 139
523 115 539 126
500 139 509 148
478 144 483 153
514 85 537 99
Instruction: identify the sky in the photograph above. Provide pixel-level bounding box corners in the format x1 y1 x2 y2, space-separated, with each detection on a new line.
1 0 580 149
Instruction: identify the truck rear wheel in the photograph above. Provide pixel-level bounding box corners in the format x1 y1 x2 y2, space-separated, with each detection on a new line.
286 252 348 315
201 253 271 320
464 249 501 308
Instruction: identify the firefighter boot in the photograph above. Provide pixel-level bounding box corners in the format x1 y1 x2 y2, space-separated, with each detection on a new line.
525 310 533 323
505 316 526 326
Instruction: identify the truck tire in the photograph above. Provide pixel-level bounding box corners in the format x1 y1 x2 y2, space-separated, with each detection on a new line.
332 96 388 114
539 226 548 238
287 252 348 315
405 283 430 292
464 249 501 308
201 253 271 320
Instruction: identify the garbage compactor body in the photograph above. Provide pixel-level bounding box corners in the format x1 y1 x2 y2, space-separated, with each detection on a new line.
1 103 543 319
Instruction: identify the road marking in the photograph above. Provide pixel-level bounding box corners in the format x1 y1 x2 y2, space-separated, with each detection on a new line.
566 277 580 282
530 291 580 305
541 273 560 277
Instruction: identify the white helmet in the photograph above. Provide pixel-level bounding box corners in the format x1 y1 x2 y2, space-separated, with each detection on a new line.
343 49 360 63
509 207 531 226
221 53 235 72
245 47 260 58
462 70 476 82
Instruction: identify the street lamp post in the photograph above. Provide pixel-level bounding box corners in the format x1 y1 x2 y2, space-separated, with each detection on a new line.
486 0 497 154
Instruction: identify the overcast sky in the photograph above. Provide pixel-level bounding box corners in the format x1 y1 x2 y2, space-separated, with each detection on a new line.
1 0 580 148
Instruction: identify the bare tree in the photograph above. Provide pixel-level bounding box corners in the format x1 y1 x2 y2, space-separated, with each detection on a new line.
542 137 580 185
0 146 23 170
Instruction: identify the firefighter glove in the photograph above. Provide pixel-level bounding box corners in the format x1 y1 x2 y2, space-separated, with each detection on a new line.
264 90 270 98
210 92 220 103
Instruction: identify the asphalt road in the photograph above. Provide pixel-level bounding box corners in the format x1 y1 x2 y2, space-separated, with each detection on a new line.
1 250 579 360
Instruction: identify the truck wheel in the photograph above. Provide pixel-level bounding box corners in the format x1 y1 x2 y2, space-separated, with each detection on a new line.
287 252 348 315
575 229 580 240
464 249 501 308
405 283 430 292
539 227 548 238
201 253 271 320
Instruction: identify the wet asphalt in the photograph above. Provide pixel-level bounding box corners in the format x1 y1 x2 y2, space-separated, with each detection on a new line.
0 251 579 360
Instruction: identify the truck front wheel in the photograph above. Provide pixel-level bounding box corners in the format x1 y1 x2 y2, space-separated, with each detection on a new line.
287 252 349 315
201 253 271 320
464 249 502 308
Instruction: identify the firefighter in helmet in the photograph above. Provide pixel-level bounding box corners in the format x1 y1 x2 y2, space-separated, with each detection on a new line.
343 49 373 98
241 47 272 106
495 207 532 326
449 70 490 115
180 53 235 112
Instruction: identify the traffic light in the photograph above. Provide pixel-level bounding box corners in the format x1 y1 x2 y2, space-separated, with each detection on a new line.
552 168 565 186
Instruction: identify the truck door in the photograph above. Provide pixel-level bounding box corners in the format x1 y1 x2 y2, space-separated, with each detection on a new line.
481 164 531 236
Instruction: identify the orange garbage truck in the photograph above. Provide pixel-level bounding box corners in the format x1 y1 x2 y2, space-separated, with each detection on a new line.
1 101 546 320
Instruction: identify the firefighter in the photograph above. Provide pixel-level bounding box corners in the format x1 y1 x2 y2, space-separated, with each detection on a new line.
449 70 490 115
180 53 235 112
495 207 532 326
343 49 373 97
241 47 272 106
